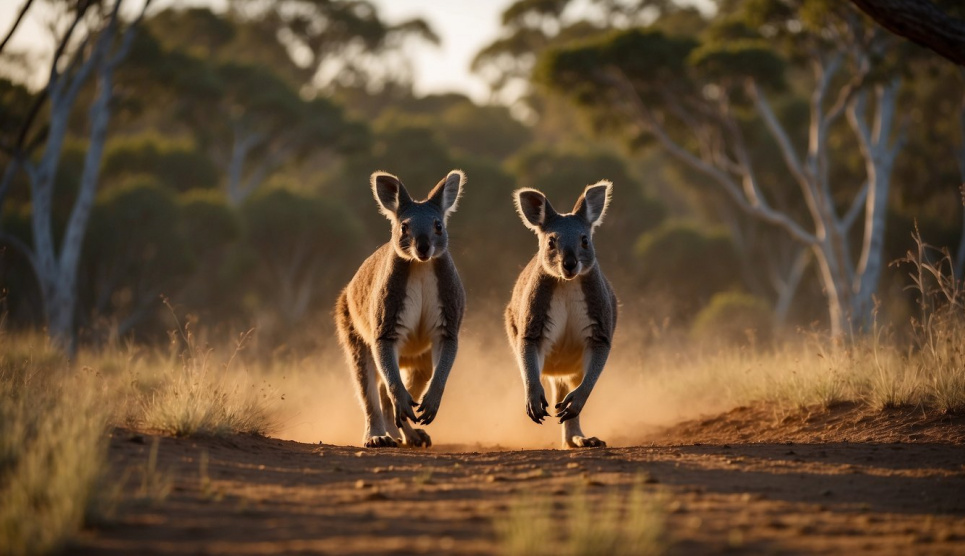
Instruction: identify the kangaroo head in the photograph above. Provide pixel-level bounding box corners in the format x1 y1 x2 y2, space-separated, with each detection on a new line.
514 181 612 280
371 169 465 262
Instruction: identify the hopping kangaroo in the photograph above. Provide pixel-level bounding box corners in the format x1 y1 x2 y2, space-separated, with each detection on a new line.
336 170 466 448
505 182 617 448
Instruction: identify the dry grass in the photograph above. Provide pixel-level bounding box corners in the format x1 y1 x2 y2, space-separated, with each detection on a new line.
0 333 110 556
495 483 667 555
127 307 280 437
0 320 282 553
632 228 965 417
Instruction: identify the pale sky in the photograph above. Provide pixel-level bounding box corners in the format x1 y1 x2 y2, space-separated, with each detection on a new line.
0 0 711 102
0 0 513 102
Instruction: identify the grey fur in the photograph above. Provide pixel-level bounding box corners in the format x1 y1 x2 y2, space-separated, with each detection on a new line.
336 170 466 448
505 181 617 448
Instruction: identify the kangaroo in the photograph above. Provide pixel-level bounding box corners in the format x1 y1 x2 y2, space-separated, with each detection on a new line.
335 170 466 448
505 182 617 448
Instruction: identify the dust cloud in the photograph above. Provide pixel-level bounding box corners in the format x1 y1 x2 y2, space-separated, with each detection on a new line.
273 305 729 450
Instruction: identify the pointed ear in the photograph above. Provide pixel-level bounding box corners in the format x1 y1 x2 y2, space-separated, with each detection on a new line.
515 188 555 232
371 171 411 219
428 169 465 221
573 180 612 229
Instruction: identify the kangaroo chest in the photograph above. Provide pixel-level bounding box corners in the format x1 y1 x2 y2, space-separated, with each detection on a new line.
395 263 443 356
540 280 592 373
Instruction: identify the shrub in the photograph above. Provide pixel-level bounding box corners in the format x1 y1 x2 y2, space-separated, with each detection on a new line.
691 292 773 346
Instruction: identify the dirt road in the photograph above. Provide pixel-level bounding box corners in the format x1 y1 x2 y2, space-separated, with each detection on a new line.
69 405 965 555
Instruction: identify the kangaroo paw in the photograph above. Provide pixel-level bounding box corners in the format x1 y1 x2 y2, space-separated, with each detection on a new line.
402 428 432 448
566 436 607 448
364 435 399 448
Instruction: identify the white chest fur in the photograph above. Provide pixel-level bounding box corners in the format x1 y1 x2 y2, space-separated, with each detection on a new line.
542 279 591 355
396 262 442 355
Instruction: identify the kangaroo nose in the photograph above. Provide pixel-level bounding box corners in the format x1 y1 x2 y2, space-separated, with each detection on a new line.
416 239 432 259
562 257 578 272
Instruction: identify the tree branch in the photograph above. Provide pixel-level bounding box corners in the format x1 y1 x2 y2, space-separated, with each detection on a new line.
842 181 869 231
608 69 816 245
0 0 34 56
748 81 809 189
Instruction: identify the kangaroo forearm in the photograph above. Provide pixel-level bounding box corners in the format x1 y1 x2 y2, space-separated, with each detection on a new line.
374 341 405 392
520 342 542 388
579 344 610 393
428 338 458 391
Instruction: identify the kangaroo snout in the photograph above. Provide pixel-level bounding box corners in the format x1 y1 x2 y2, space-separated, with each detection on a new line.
561 254 579 278
415 238 433 261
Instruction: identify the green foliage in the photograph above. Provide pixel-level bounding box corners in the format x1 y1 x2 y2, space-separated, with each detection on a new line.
688 39 786 90
437 103 533 161
86 177 193 275
81 178 196 335
536 29 696 99
102 135 219 193
178 190 240 251
506 145 666 266
691 292 774 346
635 221 741 320
239 187 363 330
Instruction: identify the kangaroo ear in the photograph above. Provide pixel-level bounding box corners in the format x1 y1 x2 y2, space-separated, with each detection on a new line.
428 169 465 221
515 188 555 232
574 180 612 229
371 171 411 219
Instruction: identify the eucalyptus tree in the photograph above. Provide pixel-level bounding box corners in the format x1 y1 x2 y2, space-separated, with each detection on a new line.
537 1 907 336
231 0 439 92
0 0 151 350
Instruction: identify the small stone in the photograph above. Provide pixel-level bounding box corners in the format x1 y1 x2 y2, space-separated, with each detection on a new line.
365 490 388 501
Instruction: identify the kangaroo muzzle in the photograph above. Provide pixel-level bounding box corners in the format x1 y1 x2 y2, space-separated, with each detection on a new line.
415 238 433 261
561 254 579 279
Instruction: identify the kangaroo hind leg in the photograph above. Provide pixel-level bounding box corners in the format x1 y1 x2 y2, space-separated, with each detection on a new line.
396 352 433 448
553 375 606 449
336 293 397 448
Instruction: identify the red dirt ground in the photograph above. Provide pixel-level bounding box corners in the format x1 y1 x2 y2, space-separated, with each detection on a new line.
68 404 965 555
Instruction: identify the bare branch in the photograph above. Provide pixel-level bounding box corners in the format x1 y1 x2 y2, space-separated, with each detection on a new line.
62 2 122 105
0 0 34 56
842 181 869 231
107 0 153 68
608 69 816 245
847 89 873 155
47 1 90 96
747 81 809 189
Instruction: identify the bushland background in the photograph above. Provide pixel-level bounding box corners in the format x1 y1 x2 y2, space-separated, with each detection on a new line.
3 0 963 354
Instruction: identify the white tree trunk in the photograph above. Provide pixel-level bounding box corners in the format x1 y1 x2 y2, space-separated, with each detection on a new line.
608 43 902 338
16 0 147 352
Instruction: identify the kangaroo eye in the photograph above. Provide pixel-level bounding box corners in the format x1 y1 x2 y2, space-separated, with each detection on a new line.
434 220 443 234
400 223 408 235
581 235 589 248
548 237 556 250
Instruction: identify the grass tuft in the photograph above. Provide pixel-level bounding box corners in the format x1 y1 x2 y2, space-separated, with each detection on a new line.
132 309 278 436
0 343 109 556
496 482 667 555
